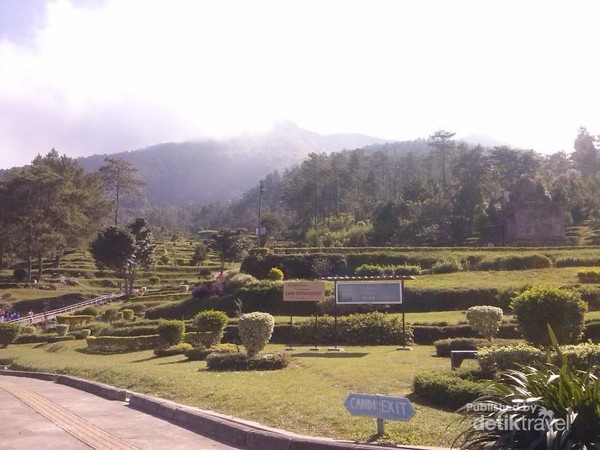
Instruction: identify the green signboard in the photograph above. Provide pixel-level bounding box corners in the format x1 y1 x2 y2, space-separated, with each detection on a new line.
336 282 402 304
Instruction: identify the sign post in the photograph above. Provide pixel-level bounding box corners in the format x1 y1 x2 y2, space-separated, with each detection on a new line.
344 393 415 435
283 281 325 351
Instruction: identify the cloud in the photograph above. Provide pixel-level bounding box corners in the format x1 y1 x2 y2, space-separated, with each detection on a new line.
1 0 600 168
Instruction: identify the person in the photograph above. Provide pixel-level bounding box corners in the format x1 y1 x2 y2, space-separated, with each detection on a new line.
27 309 34 324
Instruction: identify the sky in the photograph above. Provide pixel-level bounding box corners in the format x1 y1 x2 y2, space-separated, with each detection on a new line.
1 0 600 169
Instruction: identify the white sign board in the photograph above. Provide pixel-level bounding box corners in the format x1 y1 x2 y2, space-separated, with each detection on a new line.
336 282 402 304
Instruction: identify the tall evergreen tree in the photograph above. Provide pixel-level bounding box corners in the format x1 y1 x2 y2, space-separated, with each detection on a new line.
99 157 146 226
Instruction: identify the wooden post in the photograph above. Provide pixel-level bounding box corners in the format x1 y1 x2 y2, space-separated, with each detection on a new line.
286 303 294 351
377 418 384 435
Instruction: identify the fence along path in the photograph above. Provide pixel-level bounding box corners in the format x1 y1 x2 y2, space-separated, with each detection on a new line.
6 292 124 325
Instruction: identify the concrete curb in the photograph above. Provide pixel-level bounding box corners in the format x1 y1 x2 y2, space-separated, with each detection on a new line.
0 368 57 382
0 369 446 450
56 374 127 401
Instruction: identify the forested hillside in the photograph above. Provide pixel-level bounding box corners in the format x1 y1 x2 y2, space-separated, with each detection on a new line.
77 121 386 207
195 128 600 247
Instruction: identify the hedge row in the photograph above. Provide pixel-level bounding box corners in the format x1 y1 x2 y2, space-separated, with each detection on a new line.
241 250 577 279
412 323 521 344
86 335 163 353
412 371 490 410
56 314 95 326
476 343 600 376
433 338 522 357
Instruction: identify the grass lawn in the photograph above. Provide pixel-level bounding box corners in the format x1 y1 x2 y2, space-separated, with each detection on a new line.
410 267 585 290
0 341 469 447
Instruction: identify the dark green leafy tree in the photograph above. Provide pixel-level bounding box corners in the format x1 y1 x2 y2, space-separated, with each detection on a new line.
90 218 155 296
571 127 599 179
2 150 109 281
210 228 251 275
190 242 209 267
450 146 493 242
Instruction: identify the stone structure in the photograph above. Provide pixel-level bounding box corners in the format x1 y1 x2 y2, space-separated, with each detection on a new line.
503 179 566 246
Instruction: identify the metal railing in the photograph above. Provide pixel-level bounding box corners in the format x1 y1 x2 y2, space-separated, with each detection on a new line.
4 292 124 325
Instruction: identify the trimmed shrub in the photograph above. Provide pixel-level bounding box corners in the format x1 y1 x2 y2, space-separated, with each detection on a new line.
477 344 545 376
76 306 100 317
71 329 92 339
267 267 284 281
465 306 503 341
412 323 521 345
577 286 600 310
585 321 600 342
56 314 94 327
129 304 147 316
55 324 69 337
14 333 58 344
154 343 192 357
192 281 224 299
238 312 275 357
0 323 21 348
148 275 160 285
560 343 600 370
354 263 421 276
222 272 258 293
13 268 27 281
185 343 238 361
206 352 290 371
293 312 414 346
355 264 384 276
339 312 413 346
477 254 552 271
157 320 185 346
99 325 160 337
431 259 463 274
245 352 290 370
511 286 587 346
578 269 600 284
47 335 76 343
412 371 490 410
433 338 521 357
102 308 120 323
198 268 212 278
86 335 164 353
555 256 600 267
193 310 228 347
20 326 36 335
121 309 135 321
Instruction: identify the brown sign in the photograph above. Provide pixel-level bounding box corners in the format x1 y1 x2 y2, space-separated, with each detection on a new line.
283 281 326 302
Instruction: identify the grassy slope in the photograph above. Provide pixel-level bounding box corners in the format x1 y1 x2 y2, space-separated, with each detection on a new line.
0 342 469 447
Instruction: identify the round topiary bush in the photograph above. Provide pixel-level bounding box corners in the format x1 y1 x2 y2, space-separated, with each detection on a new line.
121 309 135 321
238 312 275 357
267 267 284 281
102 308 120 323
0 323 21 348
157 319 185 346
511 286 587 346
77 306 100 317
193 310 228 347
466 305 503 341
154 343 192 357
148 275 160 285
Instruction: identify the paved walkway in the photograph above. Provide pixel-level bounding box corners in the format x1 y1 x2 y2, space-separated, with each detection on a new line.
0 376 238 450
